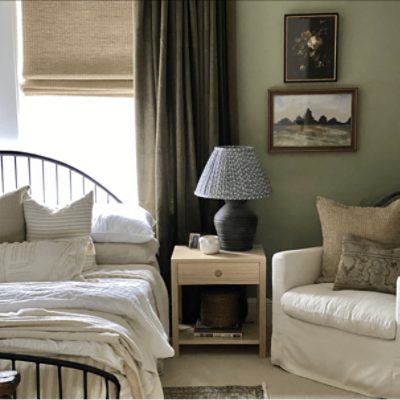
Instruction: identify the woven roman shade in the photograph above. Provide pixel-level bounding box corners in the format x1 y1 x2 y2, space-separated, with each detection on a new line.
21 0 133 96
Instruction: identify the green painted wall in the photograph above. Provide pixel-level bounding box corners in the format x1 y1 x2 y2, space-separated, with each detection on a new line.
235 1 400 293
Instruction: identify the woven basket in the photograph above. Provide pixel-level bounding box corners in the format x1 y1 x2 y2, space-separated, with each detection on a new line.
200 286 240 328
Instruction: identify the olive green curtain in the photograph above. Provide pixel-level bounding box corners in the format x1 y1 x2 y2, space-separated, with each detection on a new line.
133 0 233 282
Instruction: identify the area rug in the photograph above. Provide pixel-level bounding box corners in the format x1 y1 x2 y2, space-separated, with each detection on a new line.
163 384 268 399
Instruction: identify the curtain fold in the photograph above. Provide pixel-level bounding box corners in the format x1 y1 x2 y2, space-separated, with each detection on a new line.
134 0 232 283
21 0 133 96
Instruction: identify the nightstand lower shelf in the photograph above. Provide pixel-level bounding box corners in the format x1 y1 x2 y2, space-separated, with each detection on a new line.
179 322 259 345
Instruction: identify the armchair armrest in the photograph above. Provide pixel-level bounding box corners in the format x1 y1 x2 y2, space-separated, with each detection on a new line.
272 247 322 302
271 247 323 345
397 277 400 324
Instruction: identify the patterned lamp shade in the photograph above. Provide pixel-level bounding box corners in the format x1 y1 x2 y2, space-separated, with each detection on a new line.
195 146 272 200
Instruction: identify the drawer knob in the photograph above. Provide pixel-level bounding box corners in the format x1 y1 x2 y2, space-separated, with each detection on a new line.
214 269 223 277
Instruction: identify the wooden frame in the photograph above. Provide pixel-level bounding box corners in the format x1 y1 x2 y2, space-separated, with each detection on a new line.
268 87 358 153
188 233 201 249
284 13 338 82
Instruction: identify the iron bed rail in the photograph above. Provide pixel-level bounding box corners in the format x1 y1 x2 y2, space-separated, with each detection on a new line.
0 352 121 399
0 150 122 204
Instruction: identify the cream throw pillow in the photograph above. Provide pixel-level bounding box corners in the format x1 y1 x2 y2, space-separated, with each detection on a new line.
0 238 87 282
0 186 30 242
23 192 95 270
94 239 159 267
316 196 400 282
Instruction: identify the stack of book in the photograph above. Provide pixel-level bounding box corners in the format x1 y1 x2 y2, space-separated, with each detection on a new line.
193 320 243 338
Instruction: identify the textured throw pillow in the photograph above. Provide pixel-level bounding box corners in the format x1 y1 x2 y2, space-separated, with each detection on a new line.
334 234 400 294
91 203 155 243
24 192 95 270
0 186 30 242
316 196 400 282
0 238 87 282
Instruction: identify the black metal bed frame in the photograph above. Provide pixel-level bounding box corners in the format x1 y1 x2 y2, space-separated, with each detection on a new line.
0 150 122 204
0 150 124 398
0 352 121 399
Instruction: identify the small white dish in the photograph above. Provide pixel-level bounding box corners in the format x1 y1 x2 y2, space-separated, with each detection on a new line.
199 235 220 255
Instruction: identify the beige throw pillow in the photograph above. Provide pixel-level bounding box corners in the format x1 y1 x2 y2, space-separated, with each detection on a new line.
0 186 30 242
24 192 95 270
316 196 400 282
0 238 87 282
334 234 400 294
94 239 159 267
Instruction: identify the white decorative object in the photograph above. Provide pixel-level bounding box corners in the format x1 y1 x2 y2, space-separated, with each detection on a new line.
199 235 220 255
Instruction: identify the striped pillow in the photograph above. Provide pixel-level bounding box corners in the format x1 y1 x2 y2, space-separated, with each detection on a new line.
23 192 95 270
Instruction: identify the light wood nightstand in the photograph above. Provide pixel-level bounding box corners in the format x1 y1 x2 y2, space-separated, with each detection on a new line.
171 245 267 358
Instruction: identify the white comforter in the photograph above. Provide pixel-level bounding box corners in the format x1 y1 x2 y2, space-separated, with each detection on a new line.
0 265 174 398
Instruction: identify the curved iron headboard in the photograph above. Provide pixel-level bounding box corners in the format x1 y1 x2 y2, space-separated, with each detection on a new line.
0 150 122 204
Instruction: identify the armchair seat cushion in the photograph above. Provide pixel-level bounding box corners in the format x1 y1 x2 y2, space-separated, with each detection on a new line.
281 283 396 340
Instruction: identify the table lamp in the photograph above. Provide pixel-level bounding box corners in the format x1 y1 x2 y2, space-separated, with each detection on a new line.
194 146 272 251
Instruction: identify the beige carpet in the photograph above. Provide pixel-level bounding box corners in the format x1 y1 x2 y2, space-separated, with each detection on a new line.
161 346 366 399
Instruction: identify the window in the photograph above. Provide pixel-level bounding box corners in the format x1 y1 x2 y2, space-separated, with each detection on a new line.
0 2 137 205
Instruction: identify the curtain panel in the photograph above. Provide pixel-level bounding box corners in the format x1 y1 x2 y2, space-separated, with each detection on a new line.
134 0 232 284
21 0 133 96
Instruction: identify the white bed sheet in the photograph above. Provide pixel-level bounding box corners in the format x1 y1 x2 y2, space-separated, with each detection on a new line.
0 263 174 399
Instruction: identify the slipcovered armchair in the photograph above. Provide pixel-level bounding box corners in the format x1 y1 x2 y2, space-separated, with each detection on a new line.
271 246 400 398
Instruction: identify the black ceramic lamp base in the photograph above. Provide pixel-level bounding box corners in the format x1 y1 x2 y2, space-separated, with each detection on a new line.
214 200 257 251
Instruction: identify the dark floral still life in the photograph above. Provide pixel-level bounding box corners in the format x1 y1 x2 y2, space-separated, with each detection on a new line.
285 14 338 82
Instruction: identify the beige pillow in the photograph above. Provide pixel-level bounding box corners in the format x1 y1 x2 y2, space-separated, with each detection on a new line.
0 237 87 282
334 234 400 294
316 196 400 282
24 192 93 240
94 239 159 267
0 186 30 242
24 192 95 270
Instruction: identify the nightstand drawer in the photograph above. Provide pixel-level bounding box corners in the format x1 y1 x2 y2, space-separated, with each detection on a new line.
178 262 259 284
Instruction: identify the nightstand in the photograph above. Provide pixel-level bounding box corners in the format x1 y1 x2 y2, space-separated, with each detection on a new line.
171 245 266 358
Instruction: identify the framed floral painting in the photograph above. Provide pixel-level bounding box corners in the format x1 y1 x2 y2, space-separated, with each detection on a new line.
268 87 357 153
284 13 338 82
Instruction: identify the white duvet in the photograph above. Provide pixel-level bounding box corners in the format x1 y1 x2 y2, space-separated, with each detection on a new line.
0 265 174 398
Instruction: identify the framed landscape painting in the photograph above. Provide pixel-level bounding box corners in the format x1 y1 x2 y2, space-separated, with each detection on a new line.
268 88 358 153
284 13 338 82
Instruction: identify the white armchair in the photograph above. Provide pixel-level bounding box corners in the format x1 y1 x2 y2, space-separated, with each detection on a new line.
271 247 400 398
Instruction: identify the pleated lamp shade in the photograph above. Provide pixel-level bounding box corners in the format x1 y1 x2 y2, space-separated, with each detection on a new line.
195 146 272 200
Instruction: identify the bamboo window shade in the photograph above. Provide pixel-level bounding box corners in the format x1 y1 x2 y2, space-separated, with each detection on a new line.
21 0 133 96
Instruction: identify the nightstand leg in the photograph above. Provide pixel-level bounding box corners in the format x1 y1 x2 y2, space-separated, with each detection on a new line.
178 286 182 322
171 262 180 357
258 261 267 358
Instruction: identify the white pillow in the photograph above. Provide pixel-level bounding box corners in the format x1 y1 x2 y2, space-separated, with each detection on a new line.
23 192 95 270
0 238 88 282
91 204 155 243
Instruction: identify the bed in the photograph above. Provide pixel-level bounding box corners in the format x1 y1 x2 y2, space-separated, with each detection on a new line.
0 151 174 399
